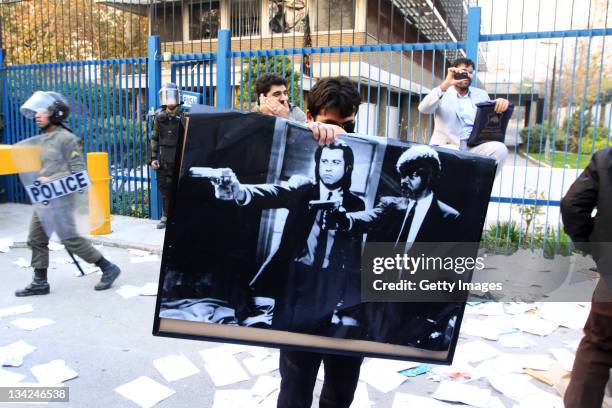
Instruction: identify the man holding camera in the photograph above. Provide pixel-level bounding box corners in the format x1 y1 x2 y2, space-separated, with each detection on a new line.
418 58 510 173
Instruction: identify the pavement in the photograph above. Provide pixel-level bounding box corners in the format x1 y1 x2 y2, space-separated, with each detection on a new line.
0 202 607 408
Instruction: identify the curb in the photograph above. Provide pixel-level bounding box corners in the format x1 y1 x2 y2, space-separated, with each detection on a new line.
10 238 163 255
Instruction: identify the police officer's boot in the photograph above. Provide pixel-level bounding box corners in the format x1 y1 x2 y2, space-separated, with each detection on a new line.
94 257 121 291
156 216 167 229
15 268 50 297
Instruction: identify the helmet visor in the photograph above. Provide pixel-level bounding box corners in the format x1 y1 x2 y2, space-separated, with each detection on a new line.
159 88 180 107
20 91 57 118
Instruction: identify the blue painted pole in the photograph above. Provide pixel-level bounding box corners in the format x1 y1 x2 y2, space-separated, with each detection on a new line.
466 7 481 78
0 48 9 203
216 29 231 109
148 35 162 220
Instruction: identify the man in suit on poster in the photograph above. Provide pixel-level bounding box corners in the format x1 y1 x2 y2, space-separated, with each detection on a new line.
329 144 462 350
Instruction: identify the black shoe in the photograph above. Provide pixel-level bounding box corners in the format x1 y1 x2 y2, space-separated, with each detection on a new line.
156 216 167 229
15 279 50 297
95 263 121 291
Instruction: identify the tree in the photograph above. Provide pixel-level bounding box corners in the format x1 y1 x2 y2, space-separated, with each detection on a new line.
0 0 148 65
237 56 303 111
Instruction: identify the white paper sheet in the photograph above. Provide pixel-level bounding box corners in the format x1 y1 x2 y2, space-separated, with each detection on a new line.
0 238 14 253
460 318 512 340
505 302 537 315
359 359 408 393
199 349 250 386
477 354 552 376
549 348 575 372
465 302 506 316
455 340 501 363
216 344 256 355
431 381 491 407
512 314 558 336
0 304 33 319
0 340 36 367
242 352 279 376
537 303 589 330
564 339 581 352
392 392 453 407
251 375 281 399
498 332 537 349
11 318 55 331
350 382 373 408
130 255 160 264
115 376 176 408
0 367 26 386
139 283 159 296
153 354 200 382
511 393 564 407
13 257 31 268
116 285 142 299
212 389 253 408
487 373 553 402
31 360 78 385
430 361 479 382
248 346 272 360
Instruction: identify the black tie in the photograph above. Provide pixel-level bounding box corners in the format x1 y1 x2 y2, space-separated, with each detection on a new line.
396 203 416 247
313 191 333 268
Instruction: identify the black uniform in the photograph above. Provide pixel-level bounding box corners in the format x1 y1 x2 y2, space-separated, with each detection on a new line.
150 108 185 216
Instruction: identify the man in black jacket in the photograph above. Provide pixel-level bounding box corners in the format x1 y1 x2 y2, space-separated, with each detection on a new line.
561 147 612 408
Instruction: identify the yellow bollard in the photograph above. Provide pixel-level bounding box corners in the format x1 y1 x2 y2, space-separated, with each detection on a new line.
87 152 112 235
0 144 41 175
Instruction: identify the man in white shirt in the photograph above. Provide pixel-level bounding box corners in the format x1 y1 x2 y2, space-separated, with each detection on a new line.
418 57 510 174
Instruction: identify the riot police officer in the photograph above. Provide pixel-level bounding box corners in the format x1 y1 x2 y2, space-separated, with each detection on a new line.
16 91 121 296
149 83 185 229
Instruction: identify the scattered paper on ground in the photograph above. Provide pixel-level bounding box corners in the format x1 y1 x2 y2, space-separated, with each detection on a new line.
455 340 501 363
537 303 589 330
212 389 252 408
31 360 78 384
429 361 479 382
0 304 33 319
0 340 36 367
242 352 279 376
512 314 558 336
130 255 160 264
0 367 26 385
199 348 249 387
392 392 453 407
11 318 55 331
116 285 142 299
460 318 513 340
350 382 373 407
505 302 537 315
359 359 409 393
524 362 569 386
115 376 175 408
139 283 159 296
498 332 537 349
550 348 575 372
13 257 30 268
0 238 14 253
432 381 491 407
564 339 581 351
153 354 200 382
465 302 506 316
251 375 281 400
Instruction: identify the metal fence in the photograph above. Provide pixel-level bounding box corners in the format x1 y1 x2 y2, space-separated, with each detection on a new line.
2 57 151 218
1 1 611 255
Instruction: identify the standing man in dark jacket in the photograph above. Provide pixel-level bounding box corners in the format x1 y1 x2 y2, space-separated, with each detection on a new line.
150 82 185 229
561 147 612 408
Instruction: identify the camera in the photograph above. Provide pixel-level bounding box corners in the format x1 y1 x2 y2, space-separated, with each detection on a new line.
453 71 470 80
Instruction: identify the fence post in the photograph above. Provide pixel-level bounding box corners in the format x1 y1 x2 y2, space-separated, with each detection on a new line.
466 7 481 76
0 48 9 204
147 35 162 220
216 29 231 109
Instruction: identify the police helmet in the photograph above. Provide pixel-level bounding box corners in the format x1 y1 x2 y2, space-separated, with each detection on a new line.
159 82 181 108
20 91 71 124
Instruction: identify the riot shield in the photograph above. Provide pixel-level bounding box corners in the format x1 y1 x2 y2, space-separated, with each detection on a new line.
11 135 105 241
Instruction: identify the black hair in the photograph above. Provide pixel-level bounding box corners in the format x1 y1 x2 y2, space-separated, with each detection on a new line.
314 140 354 191
450 58 476 70
307 76 360 119
255 73 288 104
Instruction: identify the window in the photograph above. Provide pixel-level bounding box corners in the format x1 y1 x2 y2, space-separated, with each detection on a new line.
231 0 261 37
152 2 183 42
314 0 355 31
190 1 221 40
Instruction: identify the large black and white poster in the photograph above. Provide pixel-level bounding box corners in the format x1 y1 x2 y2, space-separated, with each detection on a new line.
153 107 497 363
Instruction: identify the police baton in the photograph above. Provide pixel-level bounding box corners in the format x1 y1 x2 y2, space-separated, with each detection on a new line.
66 249 85 276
